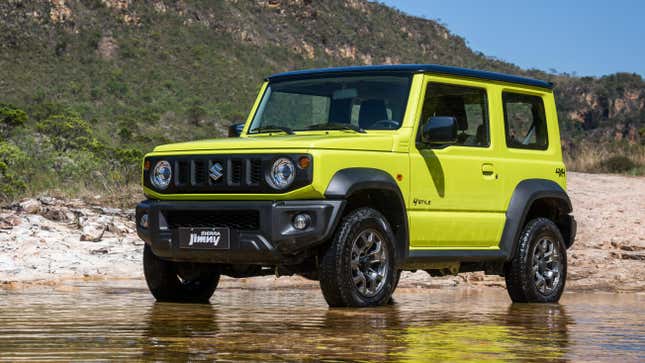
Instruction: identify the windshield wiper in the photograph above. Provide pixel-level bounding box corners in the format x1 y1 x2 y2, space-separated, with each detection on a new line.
305 122 366 133
250 125 295 135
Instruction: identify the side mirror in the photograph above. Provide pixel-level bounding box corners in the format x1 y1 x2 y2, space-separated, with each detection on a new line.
421 116 458 145
228 123 245 137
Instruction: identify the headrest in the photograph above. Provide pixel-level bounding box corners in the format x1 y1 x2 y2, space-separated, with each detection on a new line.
435 96 468 131
358 99 388 129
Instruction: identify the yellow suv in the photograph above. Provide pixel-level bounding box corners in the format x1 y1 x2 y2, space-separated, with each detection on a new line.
137 65 576 307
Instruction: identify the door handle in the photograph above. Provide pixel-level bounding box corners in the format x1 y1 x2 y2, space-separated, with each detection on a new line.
481 163 495 176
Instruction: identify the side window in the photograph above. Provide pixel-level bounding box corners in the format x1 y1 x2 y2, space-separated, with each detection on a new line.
502 92 548 150
419 82 489 147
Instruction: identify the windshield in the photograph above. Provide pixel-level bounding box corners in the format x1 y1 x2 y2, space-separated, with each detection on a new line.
249 74 412 133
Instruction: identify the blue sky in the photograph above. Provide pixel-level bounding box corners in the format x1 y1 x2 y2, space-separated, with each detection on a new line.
380 0 645 77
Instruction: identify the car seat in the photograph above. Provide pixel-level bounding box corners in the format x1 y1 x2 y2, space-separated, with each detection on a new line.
435 96 468 143
358 99 388 129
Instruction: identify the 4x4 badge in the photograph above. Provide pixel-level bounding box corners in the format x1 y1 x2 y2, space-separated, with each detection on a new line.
555 168 566 177
209 162 224 181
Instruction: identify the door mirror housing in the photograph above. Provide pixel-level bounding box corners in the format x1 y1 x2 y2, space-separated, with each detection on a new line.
228 123 245 137
421 116 458 145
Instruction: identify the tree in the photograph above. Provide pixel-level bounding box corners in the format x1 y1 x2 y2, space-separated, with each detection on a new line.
0 141 27 199
36 113 100 152
0 103 27 139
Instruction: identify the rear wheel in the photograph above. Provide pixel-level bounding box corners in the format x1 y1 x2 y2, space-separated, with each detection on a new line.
319 207 398 307
504 218 567 303
143 244 220 303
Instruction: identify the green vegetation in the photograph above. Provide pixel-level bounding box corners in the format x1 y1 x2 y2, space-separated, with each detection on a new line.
0 0 642 202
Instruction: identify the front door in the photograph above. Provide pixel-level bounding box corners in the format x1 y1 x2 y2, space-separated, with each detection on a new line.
408 76 506 250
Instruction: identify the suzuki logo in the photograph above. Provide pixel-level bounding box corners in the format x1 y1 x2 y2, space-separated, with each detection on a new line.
209 162 224 181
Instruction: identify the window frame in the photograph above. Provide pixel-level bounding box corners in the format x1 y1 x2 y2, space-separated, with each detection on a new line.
415 81 491 149
502 91 549 151
248 73 413 133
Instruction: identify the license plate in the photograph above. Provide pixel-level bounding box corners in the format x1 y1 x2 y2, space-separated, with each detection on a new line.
178 228 230 249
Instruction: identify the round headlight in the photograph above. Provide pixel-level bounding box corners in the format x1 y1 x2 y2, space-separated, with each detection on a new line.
151 160 172 190
268 157 295 190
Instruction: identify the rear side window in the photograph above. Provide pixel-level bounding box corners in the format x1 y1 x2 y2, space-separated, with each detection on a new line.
502 92 548 150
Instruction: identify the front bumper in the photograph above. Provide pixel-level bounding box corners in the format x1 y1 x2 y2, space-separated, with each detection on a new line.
136 199 344 264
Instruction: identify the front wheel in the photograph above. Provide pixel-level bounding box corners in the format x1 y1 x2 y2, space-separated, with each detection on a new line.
143 244 220 303
504 218 567 303
319 207 398 307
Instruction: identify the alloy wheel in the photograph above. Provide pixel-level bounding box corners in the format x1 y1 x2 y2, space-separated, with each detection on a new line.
350 229 389 297
532 238 562 295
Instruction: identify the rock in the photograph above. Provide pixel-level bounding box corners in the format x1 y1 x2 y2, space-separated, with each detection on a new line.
107 220 131 235
97 36 119 60
38 196 57 206
90 247 109 255
98 207 123 216
80 223 106 242
19 199 41 214
79 215 113 242
620 253 645 261
0 214 21 229
41 207 76 223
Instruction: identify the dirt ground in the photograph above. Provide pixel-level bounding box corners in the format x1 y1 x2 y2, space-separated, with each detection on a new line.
0 172 643 292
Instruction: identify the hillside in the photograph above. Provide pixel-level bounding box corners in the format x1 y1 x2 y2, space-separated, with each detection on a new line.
0 0 644 200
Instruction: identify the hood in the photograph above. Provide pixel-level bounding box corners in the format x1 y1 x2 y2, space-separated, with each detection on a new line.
152 133 395 153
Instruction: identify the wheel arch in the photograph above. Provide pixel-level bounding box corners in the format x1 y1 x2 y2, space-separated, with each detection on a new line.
325 168 409 266
500 179 575 260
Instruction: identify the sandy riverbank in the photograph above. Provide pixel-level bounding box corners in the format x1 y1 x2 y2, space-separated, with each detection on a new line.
1 172 643 292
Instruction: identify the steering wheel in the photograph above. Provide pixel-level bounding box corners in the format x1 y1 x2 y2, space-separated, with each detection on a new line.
370 120 400 130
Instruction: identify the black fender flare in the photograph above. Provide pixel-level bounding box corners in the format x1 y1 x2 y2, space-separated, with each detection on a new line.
324 168 409 266
500 179 574 260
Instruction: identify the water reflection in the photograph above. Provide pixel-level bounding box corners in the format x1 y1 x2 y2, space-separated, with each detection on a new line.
142 303 218 361
138 295 575 361
0 284 642 361
394 304 572 362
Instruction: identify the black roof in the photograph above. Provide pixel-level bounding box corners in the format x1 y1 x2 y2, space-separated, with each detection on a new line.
268 64 553 89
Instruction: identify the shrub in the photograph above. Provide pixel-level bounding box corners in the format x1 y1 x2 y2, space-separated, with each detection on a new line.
597 155 637 173
0 141 27 199
0 104 27 138
36 114 101 152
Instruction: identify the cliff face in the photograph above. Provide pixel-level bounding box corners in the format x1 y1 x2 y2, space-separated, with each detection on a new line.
0 1 643 156
554 74 644 144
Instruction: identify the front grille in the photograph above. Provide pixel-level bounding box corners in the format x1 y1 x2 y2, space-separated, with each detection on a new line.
165 210 260 230
173 157 261 190
144 154 312 194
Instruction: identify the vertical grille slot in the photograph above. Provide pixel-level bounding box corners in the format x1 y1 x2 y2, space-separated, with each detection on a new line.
177 161 190 185
192 160 208 185
229 159 242 185
247 159 262 186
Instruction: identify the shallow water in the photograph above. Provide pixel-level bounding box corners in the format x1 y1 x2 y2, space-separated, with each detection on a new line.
0 282 643 362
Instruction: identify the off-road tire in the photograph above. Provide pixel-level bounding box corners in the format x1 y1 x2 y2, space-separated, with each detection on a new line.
319 207 398 307
143 244 220 303
504 218 567 303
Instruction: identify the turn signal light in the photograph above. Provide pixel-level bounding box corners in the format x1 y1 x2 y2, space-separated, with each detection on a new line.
298 156 311 169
